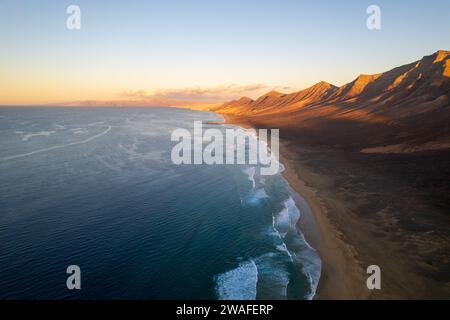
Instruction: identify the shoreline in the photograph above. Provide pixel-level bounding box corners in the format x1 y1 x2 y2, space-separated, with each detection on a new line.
211 112 323 299
277 144 367 299
216 112 367 299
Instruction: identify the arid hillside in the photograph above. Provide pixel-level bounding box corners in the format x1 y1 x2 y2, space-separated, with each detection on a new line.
213 50 450 153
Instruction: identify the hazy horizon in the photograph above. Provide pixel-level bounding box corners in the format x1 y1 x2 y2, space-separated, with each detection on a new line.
1 0 450 105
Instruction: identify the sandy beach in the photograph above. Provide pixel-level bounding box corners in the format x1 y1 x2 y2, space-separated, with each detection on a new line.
218 112 450 300
278 144 367 299
222 115 362 299
216 114 364 299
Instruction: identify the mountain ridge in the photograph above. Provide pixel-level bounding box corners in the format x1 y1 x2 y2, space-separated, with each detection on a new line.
212 50 450 153
216 50 450 115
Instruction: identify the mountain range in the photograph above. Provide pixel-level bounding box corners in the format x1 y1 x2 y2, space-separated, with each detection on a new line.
212 50 450 153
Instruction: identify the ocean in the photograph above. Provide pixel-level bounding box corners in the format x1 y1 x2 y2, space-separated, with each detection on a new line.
0 107 320 299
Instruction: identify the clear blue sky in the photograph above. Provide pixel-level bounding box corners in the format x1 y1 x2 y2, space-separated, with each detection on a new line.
1 0 449 104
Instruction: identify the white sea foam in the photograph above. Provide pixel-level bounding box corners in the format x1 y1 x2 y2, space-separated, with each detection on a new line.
254 188 268 199
274 207 290 237
215 259 258 300
70 128 88 135
221 121 321 299
293 233 322 300
242 188 268 208
275 242 293 262
242 167 256 188
1 126 112 162
17 131 55 141
271 196 321 299
273 197 300 237
87 121 104 126
282 197 321 299
265 223 294 263
253 252 290 299
284 197 300 227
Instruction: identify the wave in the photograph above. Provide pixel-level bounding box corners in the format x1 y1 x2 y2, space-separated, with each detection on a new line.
242 167 256 189
1 126 112 162
275 197 301 236
253 252 291 300
214 253 292 300
292 232 322 300
241 188 268 208
16 130 55 141
272 196 321 300
87 121 104 126
70 128 88 135
215 259 258 300
215 117 321 300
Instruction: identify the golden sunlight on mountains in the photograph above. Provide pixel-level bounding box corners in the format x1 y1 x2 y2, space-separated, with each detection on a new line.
212 50 450 153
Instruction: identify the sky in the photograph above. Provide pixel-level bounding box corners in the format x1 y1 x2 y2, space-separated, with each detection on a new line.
0 0 449 105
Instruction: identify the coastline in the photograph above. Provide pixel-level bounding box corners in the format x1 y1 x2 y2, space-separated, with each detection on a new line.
214 110 450 299
215 112 368 300
277 144 367 299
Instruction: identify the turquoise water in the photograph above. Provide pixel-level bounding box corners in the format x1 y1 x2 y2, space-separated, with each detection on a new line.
0 107 320 299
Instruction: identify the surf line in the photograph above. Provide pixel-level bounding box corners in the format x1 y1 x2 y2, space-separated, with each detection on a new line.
0 126 112 162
